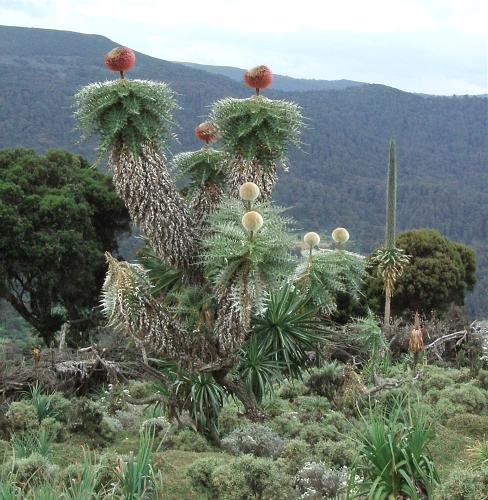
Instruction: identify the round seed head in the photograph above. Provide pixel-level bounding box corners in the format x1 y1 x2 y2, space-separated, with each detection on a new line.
239 182 261 202
242 211 264 232
332 227 350 244
303 232 320 248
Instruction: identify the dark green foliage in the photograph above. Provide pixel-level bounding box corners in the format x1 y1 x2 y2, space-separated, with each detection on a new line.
202 199 294 311
187 456 227 498
211 96 303 166
348 399 439 499
306 361 343 400
250 284 324 379
294 250 367 315
211 454 294 499
168 429 211 452
0 148 129 344
316 439 356 467
238 336 282 402
173 148 227 196
374 229 477 316
5 402 39 433
435 467 486 500
74 79 177 159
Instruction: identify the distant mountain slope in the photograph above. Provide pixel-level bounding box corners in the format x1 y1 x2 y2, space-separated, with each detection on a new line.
0 25 486 317
177 61 364 92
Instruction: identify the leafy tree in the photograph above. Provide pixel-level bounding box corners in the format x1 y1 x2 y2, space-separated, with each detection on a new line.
369 228 476 317
77 56 366 427
0 148 129 345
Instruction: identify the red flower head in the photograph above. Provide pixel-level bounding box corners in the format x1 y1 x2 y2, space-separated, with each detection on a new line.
104 47 136 76
244 65 273 94
195 121 218 143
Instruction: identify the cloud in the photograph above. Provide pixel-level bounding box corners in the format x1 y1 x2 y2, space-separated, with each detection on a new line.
0 0 486 94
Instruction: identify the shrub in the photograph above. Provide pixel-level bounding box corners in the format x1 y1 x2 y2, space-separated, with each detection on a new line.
279 439 312 474
477 369 488 390
48 393 72 423
69 398 103 434
97 450 121 490
296 396 331 422
221 423 286 459
299 423 339 446
278 380 308 400
218 403 244 437
5 401 39 433
100 416 123 442
435 467 485 499
294 461 348 499
168 429 211 452
443 384 487 414
262 395 291 417
315 439 356 467
5 452 59 486
127 380 154 399
419 371 453 392
187 457 227 498
446 413 487 436
306 362 343 400
40 417 66 442
268 412 301 439
323 411 352 434
211 455 294 499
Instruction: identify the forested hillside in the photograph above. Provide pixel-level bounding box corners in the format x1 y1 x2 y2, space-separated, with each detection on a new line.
0 25 485 317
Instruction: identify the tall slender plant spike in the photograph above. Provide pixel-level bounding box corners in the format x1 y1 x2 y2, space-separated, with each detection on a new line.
386 138 397 248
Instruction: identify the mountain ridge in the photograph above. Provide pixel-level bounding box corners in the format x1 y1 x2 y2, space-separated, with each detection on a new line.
0 25 486 317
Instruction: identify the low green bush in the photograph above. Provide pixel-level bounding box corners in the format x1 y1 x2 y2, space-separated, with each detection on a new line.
211 455 294 499
446 413 487 436
262 395 291 417
5 401 39 433
279 438 312 474
127 380 154 399
299 423 339 446
221 423 285 459
278 380 308 400
48 393 72 423
305 361 343 400
168 429 212 452
315 439 356 467
435 467 485 499
218 403 245 437
40 417 66 442
296 396 331 422
187 456 227 498
2 452 59 486
268 412 301 439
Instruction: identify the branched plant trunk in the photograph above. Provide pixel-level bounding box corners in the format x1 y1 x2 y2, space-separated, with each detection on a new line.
214 286 249 357
227 155 276 200
190 180 224 228
109 144 200 281
213 369 267 421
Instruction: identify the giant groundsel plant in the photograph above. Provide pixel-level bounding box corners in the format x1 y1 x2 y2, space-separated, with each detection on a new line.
75 50 367 430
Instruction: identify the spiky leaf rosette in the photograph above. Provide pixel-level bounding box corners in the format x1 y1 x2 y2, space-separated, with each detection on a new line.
74 79 177 159
369 246 411 294
210 96 303 199
250 284 324 379
202 198 295 317
173 148 227 226
173 148 228 193
102 253 210 366
294 249 367 314
109 145 198 277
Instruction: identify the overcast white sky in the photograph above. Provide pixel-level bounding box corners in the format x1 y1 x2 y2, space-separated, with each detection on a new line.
1 0 487 95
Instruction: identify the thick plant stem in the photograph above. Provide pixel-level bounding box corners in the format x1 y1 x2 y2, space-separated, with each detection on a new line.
109 144 201 282
213 370 267 421
190 180 224 229
227 154 276 200
384 285 392 327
